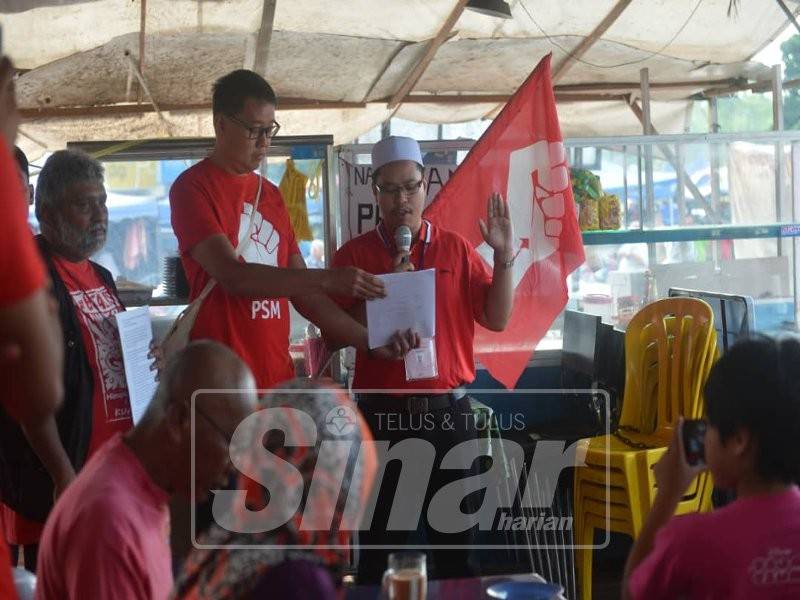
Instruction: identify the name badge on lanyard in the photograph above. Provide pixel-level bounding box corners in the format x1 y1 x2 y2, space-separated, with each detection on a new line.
377 221 438 381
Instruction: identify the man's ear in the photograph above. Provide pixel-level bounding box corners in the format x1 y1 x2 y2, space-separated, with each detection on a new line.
213 113 225 137
728 427 753 458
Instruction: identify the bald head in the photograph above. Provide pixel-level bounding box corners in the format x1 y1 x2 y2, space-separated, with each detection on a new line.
152 340 256 421
131 341 258 501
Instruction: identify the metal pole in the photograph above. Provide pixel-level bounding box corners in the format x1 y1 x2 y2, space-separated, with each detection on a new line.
676 142 686 224
641 68 657 269
709 97 723 262
709 97 722 216
325 145 343 384
774 64 785 257
623 145 630 228
793 143 800 328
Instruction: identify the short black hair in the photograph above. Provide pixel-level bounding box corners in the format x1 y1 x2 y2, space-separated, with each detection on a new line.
14 146 29 179
704 334 800 484
212 69 277 116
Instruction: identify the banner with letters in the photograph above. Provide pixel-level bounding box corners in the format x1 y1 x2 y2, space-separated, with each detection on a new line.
337 159 455 244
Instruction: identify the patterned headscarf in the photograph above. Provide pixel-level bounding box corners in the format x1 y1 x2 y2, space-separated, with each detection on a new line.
172 379 376 599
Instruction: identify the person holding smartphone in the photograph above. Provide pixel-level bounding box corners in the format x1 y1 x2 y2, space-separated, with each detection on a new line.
623 335 800 600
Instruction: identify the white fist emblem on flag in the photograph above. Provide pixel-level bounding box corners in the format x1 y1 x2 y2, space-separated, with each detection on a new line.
478 140 569 288
239 202 280 266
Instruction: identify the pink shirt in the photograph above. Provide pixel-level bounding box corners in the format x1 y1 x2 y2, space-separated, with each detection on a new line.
36 435 172 600
629 486 800 600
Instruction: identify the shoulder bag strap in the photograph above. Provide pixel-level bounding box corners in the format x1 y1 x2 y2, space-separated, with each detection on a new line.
186 170 264 305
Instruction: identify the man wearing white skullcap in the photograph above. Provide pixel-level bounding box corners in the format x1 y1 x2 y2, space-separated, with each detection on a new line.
327 135 514 583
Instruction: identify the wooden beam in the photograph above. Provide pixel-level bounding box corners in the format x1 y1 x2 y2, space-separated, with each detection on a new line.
556 92 629 103
138 0 147 103
640 68 652 135
700 77 800 98
253 0 277 77
554 78 743 93
20 98 366 119
387 0 469 109
701 81 765 97
773 64 785 132
393 92 629 104
756 76 800 94
472 77 740 122
19 90 646 121
776 0 800 36
362 42 410 103
19 92 636 120
552 0 634 83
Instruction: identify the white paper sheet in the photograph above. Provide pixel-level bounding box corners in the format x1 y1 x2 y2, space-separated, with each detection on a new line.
115 307 157 425
366 268 436 349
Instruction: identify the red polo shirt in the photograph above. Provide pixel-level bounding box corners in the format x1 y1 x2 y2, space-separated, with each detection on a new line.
332 221 491 391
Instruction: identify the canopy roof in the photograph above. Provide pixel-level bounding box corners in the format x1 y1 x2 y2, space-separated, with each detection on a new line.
2 0 798 156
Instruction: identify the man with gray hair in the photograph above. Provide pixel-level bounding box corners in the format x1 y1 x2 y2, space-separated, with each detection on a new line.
36 341 258 600
0 149 134 572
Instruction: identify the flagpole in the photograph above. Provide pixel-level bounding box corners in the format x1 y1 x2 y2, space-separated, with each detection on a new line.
640 68 658 271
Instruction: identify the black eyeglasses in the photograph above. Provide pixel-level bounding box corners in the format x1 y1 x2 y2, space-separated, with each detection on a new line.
374 179 424 197
225 113 281 140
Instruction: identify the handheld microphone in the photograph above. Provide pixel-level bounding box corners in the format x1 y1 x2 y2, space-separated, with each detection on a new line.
395 225 412 264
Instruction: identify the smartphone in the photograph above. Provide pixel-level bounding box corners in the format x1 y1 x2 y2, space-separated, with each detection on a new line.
682 419 707 466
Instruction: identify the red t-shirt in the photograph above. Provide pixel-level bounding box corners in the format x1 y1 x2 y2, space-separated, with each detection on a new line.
629 486 800 600
1 501 42 546
0 258 132 546
0 140 45 306
0 540 14 600
332 221 491 391
52 257 132 455
1 261 132 546
170 158 301 389
0 138 45 599
36 434 172 600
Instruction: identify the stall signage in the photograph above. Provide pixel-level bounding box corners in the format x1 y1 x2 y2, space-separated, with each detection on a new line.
337 158 454 244
780 224 800 237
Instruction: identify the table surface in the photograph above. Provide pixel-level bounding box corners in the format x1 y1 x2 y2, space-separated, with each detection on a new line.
344 572 567 600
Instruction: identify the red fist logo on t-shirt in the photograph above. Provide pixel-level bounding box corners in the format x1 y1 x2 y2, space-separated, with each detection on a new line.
239 203 280 267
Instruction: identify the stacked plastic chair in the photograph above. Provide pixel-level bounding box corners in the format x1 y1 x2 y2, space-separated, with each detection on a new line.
573 298 718 599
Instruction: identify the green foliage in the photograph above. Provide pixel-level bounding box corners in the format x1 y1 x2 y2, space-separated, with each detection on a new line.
689 94 773 133
782 34 800 129
681 34 800 134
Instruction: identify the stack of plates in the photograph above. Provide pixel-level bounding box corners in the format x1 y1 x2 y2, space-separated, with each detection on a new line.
162 256 189 300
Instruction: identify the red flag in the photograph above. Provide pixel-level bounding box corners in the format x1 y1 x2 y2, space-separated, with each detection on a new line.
424 54 584 389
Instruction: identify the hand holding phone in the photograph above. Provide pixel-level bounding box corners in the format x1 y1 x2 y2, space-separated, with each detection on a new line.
682 419 707 466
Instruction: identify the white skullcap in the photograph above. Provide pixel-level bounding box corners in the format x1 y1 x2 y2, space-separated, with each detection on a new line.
371 136 423 171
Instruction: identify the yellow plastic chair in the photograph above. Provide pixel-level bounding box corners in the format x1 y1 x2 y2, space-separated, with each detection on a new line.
573 298 717 599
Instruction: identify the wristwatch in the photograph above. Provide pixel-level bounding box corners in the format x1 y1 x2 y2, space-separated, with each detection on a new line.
496 255 515 269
